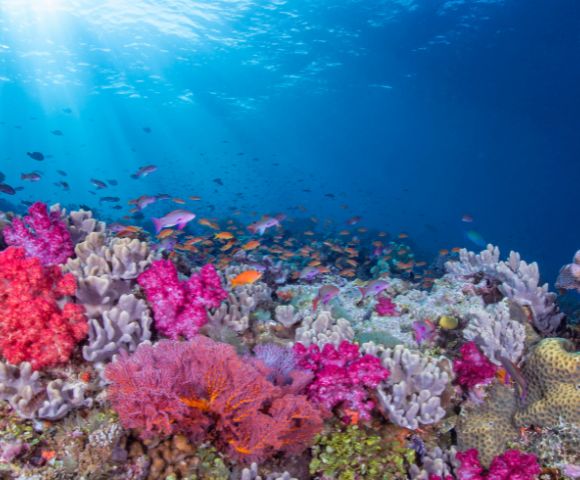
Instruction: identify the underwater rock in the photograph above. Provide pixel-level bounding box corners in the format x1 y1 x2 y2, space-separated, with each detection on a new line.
514 338 580 428
363 343 453 430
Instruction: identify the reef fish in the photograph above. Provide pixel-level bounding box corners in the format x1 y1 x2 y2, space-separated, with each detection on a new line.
21 172 41 182
231 270 263 288
152 210 196 234
247 214 286 236
130 195 157 210
359 279 389 298
27 151 45 161
91 178 107 189
312 285 340 310
131 164 157 179
0 184 16 195
299 266 323 281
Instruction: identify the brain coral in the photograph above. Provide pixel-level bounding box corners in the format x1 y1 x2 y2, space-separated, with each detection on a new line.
456 384 519 467
514 338 580 428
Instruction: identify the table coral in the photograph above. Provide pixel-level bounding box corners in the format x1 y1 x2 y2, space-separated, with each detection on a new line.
513 338 580 428
0 246 88 370
138 260 227 339
2 201 73 265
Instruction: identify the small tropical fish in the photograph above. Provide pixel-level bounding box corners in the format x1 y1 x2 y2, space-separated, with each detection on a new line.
466 230 486 247
231 270 263 288
142 126 152 133
198 218 220 230
172 197 186 204
131 164 157 179
189 195 202 201
359 279 389 298
100 196 120 203
398 233 409 239
91 178 107 189
130 195 157 210
57 170 67 176
413 320 436 345
152 210 196 234
0 184 16 195
242 240 260 251
157 229 176 239
299 266 322 281
346 216 361 225
439 249 449 256
54 181 69 190
21 172 41 182
247 214 286 236
214 232 234 240
312 285 340 310
438 315 458 330
462 214 474 223
27 151 44 161
213 177 224 186
51 130 63 136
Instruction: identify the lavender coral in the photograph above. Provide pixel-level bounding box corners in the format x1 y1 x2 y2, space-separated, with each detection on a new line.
3 201 73 265
138 260 227 339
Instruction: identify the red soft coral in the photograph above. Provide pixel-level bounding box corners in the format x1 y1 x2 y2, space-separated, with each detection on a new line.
106 337 323 463
456 449 540 480
0 247 87 370
375 296 398 316
2 202 73 265
453 341 497 389
293 340 389 422
137 260 227 339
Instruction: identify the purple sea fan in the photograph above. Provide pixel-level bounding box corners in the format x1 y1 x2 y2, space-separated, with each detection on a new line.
3 202 73 265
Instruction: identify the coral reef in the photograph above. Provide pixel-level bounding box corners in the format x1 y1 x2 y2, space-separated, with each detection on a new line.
138 260 227 339
309 425 416 480
240 463 297 480
0 247 87 370
513 338 580 428
363 343 452 430
456 448 540 480
0 361 43 419
453 341 497 390
51 204 107 245
556 250 580 293
294 340 389 422
3 202 73 265
446 245 564 333
106 337 323 463
408 446 458 480
294 310 355 347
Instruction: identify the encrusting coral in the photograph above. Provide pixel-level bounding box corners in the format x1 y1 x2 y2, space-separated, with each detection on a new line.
513 338 580 428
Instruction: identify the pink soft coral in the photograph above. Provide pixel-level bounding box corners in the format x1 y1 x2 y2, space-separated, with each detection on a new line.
2 202 73 265
375 296 398 316
137 260 227 339
106 337 323 463
293 340 389 422
0 247 87 370
456 449 540 480
453 341 497 389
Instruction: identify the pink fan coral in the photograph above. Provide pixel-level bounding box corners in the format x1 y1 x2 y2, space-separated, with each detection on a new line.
293 340 389 422
375 296 398 316
453 341 497 389
0 247 87 370
456 449 540 480
106 337 323 463
137 260 227 339
3 202 73 265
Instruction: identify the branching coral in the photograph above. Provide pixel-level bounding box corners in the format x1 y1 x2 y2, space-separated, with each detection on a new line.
106 337 323 463
362 343 452 429
446 244 564 333
294 310 355 347
0 247 88 370
3 201 73 265
138 260 227 339
293 340 389 422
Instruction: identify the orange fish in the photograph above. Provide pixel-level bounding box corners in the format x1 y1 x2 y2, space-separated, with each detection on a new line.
451 247 461 253
242 240 260 251
157 229 175 239
198 218 220 230
231 270 263 288
339 230 350 236
308 260 321 267
215 232 234 240
439 249 449 256
397 261 414 270
398 233 409 239
340 268 356 277
172 197 186 204
415 261 427 267
189 195 202 201
221 240 235 251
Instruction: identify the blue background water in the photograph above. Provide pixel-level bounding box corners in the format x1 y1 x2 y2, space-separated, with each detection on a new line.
0 0 578 281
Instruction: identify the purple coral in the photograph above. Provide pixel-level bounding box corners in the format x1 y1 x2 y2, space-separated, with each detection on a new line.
453 341 497 390
3 202 73 265
456 449 540 480
137 260 227 339
293 340 389 422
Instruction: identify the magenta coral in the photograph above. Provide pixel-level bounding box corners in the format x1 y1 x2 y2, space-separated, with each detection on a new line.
106 337 323 463
456 449 540 480
293 340 389 422
453 341 497 389
2 202 73 265
137 260 227 339
375 296 398 316
0 247 88 370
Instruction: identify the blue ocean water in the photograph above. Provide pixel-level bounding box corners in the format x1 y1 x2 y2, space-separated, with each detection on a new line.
0 0 578 282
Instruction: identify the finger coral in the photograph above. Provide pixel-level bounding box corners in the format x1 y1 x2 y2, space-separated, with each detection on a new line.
105 337 323 463
2 201 74 265
0 246 88 370
138 260 227 339
293 340 389 422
